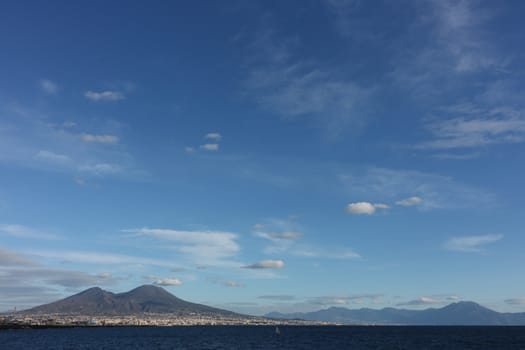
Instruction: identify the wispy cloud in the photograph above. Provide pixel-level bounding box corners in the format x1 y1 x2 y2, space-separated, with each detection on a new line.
345 202 389 215
0 224 60 240
396 296 442 307
0 246 39 267
243 22 371 138
28 249 176 267
243 260 285 269
200 143 219 151
395 196 423 207
417 107 525 150
39 79 58 95
256 231 302 240
84 90 125 102
339 167 495 210
126 228 240 266
309 294 382 306
35 150 72 165
258 295 295 301
444 234 503 253
0 103 141 179
154 278 183 286
504 297 525 306
81 134 119 144
219 280 243 288
205 133 222 141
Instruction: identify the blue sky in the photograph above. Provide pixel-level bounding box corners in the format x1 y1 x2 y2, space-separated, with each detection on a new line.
1 0 525 315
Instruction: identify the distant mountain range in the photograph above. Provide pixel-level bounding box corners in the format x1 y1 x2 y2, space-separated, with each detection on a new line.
22 285 238 317
266 301 525 325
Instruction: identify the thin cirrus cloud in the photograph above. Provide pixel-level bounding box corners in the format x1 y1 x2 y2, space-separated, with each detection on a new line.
186 133 222 153
504 298 525 305
443 234 503 253
416 107 525 151
243 24 371 138
204 133 222 141
84 90 125 102
39 79 58 95
395 196 423 207
339 167 495 210
154 278 183 286
0 224 60 240
256 231 302 240
126 228 240 266
396 297 442 307
309 294 382 306
243 260 285 269
0 104 139 179
200 143 219 152
345 202 389 215
27 249 176 267
81 134 119 144
0 246 39 267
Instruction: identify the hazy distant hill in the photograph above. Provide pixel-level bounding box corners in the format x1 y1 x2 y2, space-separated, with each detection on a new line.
266 301 525 325
23 285 238 316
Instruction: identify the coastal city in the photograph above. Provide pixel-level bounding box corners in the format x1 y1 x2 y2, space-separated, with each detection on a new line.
0 313 326 328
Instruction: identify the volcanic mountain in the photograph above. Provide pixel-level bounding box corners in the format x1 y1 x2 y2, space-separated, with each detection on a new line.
23 285 239 316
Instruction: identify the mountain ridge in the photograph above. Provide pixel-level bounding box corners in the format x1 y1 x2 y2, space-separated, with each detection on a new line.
22 284 238 317
266 301 525 325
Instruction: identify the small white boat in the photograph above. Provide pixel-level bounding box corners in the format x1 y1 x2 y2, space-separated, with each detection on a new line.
275 326 281 335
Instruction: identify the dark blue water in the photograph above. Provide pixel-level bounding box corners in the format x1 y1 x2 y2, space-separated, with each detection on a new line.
1 326 525 349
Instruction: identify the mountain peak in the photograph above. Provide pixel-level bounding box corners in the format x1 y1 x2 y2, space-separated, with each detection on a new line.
23 285 237 316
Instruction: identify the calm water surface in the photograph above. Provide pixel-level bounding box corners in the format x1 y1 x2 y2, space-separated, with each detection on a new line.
1 326 525 349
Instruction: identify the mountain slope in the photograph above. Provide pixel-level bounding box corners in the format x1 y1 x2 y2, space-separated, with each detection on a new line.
24 285 238 316
266 302 525 325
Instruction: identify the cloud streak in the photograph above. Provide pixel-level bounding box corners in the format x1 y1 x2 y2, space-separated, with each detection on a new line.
0 224 60 240
126 228 240 266
243 260 285 269
443 234 503 253
84 90 125 102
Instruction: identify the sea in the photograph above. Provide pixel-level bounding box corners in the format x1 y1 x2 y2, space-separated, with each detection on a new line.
1 326 525 349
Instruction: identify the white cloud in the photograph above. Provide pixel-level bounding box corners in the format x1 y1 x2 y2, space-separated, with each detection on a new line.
256 231 302 240
243 260 285 269
0 246 38 267
339 167 494 210
397 296 442 307
81 134 119 144
417 109 525 150
293 247 361 260
78 163 122 175
84 90 125 102
244 25 371 137
28 249 176 267
154 278 183 286
395 196 423 207
184 146 196 153
0 224 59 240
200 143 219 151
0 104 140 179
39 79 57 95
258 295 296 301
35 150 72 165
444 234 503 253
345 202 389 215
127 228 240 265
221 280 243 288
505 298 525 305
310 294 382 306
205 133 222 141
